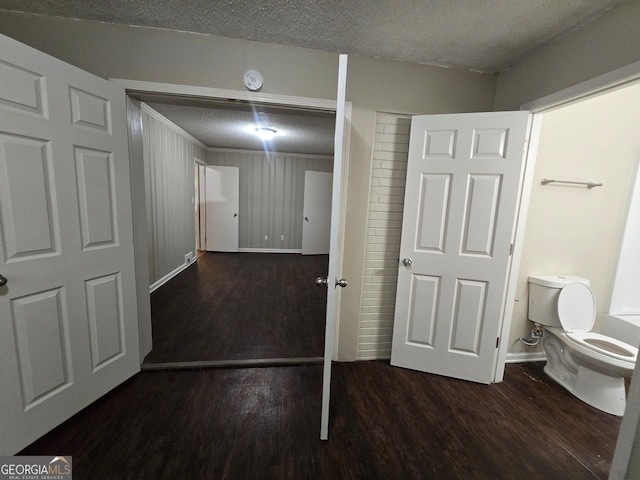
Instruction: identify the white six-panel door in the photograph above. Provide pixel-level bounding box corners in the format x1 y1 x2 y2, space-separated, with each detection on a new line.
204 165 239 252
0 34 140 454
390 112 530 384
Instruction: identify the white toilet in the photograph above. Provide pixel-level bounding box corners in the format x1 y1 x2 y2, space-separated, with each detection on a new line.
528 275 638 416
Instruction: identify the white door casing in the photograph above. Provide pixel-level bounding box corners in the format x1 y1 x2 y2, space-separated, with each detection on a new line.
391 112 531 384
0 34 140 454
204 165 239 252
320 54 348 440
302 171 333 255
197 163 206 251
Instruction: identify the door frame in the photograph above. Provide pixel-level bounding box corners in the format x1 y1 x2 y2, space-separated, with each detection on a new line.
492 60 640 476
112 78 353 363
494 59 640 383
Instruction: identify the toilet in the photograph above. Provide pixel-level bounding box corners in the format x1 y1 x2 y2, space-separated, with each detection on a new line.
528 275 638 416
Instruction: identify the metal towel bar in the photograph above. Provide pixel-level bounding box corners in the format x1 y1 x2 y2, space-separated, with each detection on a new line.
541 178 603 189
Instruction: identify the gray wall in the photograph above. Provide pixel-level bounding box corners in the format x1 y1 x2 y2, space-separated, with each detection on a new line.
493 0 640 110
207 150 332 250
0 12 497 361
142 108 207 284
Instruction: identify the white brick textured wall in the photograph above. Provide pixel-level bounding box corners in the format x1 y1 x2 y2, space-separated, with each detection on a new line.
356 113 411 360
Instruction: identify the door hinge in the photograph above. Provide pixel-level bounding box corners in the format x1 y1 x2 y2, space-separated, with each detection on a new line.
496 337 500 348
509 243 514 256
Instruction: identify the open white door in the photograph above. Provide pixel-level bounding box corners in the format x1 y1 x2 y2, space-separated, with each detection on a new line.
197 163 206 251
320 54 348 440
0 34 140 454
302 171 333 255
390 112 531 384
204 165 239 252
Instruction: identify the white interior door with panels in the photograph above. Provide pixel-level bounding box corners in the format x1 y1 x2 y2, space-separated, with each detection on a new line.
302 171 333 255
204 165 239 252
320 54 349 440
391 111 531 384
0 34 140 454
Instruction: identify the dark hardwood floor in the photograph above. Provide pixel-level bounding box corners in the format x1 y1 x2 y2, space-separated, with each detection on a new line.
20 361 621 479
144 252 328 363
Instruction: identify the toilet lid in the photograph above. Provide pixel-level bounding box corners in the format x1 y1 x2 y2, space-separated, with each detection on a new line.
557 282 596 332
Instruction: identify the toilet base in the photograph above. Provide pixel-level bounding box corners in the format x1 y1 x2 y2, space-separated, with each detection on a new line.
543 333 627 416
544 363 626 416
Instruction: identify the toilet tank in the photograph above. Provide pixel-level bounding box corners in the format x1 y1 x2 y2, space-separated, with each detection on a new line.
528 275 590 327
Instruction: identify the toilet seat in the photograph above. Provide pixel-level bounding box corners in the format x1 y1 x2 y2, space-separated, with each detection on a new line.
566 331 638 361
557 282 638 361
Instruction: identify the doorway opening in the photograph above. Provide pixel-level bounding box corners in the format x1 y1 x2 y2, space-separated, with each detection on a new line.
124 89 341 368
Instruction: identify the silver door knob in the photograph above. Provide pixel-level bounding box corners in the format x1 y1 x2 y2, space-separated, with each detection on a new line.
402 258 412 268
315 276 328 286
336 278 348 288
0 274 6 286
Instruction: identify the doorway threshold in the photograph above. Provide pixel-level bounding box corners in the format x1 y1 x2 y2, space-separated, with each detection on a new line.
141 357 324 371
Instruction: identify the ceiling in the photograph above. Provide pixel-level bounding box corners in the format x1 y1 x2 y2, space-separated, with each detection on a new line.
1 0 627 155
139 96 336 156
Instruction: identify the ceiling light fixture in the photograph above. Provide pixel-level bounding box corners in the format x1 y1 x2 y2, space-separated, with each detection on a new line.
255 127 277 141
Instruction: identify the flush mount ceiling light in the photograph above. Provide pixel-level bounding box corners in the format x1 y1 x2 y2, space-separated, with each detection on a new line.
255 127 277 141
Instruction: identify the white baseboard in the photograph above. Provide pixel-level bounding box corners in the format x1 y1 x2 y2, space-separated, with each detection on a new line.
150 257 197 293
505 352 547 363
238 248 303 254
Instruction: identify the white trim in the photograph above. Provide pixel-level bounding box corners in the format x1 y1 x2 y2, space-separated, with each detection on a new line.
521 60 640 113
111 78 338 111
207 146 334 160
505 352 546 363
238 248 303 254
149 257 197 293
141 103 208 149
494 114 542 382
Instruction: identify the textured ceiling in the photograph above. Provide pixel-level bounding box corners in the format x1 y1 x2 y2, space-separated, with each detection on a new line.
0 0 627 73
2 0 627 155
141 96 336 155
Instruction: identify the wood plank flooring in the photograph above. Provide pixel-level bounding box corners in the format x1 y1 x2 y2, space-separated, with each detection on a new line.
144 252 328 363
19 361 622 479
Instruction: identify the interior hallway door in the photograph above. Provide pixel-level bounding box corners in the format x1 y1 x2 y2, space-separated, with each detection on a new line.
0 33 140 454
390 112 531 384
204 165 239 252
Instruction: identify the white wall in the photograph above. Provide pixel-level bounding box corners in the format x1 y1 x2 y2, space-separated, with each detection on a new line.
207 149 333 250
142 107 207 284
508 82 640 354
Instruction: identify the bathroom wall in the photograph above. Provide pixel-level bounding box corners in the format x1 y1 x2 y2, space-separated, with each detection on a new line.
509 81 640 354
142 106 207 285
207 149 333 250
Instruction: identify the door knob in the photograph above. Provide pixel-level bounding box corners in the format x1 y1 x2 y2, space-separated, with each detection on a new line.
402 258 412 268
315 276 328 286
304 217 309 222
336 278 348 288
233 213 238 218
0 274 7 286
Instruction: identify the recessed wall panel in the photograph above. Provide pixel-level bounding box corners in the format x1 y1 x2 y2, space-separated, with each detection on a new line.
0 60 47 117
11 288 70 408
0 133 58 260
407 274 440 347
461 174 501 256
449 279 487 354
86 274 124 369
69 87 112 134
416 174 451 252
422 130 456 159
471 129 508 159
75 147 117 249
